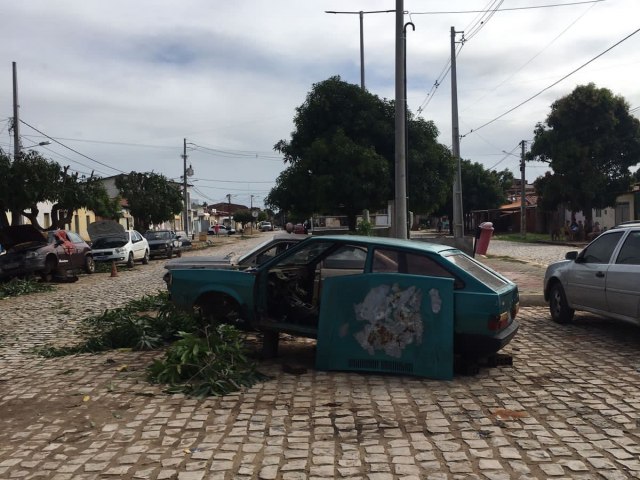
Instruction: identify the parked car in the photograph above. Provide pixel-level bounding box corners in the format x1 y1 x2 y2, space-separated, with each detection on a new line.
175 230 192 249
544 223 640 325
207 225 236 235
144 230 182 259
88 221 149 268
0 226 94 280
168 235 520 368
164 233 309 282
260 221 273 232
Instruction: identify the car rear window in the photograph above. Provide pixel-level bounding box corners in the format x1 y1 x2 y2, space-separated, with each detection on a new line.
444 252 509 290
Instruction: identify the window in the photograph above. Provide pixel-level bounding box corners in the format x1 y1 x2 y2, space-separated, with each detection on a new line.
66 231 84 244
372 248 454 279
580 232 624 264
323 245 368 271
616 231 640 265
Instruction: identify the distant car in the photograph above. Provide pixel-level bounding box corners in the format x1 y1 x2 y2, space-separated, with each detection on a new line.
144 230 182 259
207 225 236 235
544 223 640 325
0 226 94 281
88 221 149 268
293 223 308 234
260 222 273 232
168 235 520 367
175 231 192 249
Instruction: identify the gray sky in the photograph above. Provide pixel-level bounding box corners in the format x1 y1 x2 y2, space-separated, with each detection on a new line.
1 0 638 209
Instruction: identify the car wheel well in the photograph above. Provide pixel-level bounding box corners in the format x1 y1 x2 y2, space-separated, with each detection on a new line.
194 292 248 330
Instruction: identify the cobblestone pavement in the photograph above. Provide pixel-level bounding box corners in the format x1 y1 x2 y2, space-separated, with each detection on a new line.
1 235 639 479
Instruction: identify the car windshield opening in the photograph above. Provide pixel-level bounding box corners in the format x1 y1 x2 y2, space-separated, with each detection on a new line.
92 237 126 248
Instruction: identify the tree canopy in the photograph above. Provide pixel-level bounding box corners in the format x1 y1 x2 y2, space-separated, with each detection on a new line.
528 83 640 222
266 76 454 230
116 172 183 231
437 160 513 226
0 150 120 230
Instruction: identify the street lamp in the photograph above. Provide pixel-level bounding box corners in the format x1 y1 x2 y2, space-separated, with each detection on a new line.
22 140 51 150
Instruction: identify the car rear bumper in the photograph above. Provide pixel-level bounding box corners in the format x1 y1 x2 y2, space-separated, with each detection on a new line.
454 319 520 358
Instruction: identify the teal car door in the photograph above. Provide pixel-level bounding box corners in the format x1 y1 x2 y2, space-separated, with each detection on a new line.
316 273 455 380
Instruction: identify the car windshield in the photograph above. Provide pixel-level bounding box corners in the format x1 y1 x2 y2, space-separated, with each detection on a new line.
145 231 171 240
273 240 335 267
92 236 127 248
443 252 509 290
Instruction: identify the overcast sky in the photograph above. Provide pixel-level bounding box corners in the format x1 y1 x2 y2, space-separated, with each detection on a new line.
1 0 638 209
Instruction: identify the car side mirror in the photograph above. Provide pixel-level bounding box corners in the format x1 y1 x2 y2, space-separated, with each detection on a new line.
565 251 578 261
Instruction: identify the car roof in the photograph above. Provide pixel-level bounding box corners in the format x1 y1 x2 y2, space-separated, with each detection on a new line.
611 221 640 229
304 235 457 254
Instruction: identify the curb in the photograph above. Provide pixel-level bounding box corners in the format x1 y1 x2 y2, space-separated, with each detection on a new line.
520 294 546 308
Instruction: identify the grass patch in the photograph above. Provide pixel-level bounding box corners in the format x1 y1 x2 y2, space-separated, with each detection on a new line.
0 278 54 299
492 232 554 243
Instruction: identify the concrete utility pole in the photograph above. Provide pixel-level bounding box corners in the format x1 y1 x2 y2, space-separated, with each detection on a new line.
404 21 414 238
325 9 394 90
450 27 464 240
182 138 189 238
520 140 527 239
12 62 21 159
394 0 407 239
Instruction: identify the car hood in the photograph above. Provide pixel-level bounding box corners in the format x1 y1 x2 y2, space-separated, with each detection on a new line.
88 220 126 241
0 225 47 249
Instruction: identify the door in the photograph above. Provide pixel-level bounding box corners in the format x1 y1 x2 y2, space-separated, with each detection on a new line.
564 232 623 312
607 230 640 322
131 231 145 259
316 273 455 380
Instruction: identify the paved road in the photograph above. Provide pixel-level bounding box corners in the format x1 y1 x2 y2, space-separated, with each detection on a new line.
1 234 639 479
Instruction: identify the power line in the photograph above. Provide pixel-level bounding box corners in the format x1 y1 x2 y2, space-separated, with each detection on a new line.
19 119 124 174
409 0 605 15
462 26 640 138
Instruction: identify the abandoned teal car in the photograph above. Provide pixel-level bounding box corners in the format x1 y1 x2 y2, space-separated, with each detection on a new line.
168 236 519 377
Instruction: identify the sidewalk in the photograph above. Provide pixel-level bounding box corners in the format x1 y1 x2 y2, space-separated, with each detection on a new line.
478 254 546 306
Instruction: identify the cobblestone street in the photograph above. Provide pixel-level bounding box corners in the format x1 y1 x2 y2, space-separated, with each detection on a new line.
1 236 639 479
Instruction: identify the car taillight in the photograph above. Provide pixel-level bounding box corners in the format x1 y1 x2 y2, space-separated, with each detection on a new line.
488 312 509 331
511 302 519 320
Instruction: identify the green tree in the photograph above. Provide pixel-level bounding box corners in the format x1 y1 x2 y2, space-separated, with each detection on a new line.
233 209 254 230
528 83 640 224
0 150 118 229
437 161 512 227
267 76 454 231
115 172 183 231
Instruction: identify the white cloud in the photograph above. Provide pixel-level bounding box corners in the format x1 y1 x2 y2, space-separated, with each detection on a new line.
2 0 639 208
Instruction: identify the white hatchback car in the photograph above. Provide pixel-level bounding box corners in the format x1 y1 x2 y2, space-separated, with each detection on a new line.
544 223 640 325
88 221 150 268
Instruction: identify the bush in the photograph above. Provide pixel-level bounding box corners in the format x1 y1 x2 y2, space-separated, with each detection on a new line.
356 220 373 236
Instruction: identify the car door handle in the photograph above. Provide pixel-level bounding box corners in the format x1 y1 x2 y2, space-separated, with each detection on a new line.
596 272 605 278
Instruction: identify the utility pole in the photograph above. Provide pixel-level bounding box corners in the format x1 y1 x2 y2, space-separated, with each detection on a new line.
325 9 394 90
451 27 464 240
227 194 232 225
394 0 407 239
404 21 414 238
182 138 189 238
520 140 527 239
12 62 21 159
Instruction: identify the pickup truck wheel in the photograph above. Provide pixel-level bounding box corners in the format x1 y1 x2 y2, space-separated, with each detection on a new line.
549 283 574 324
